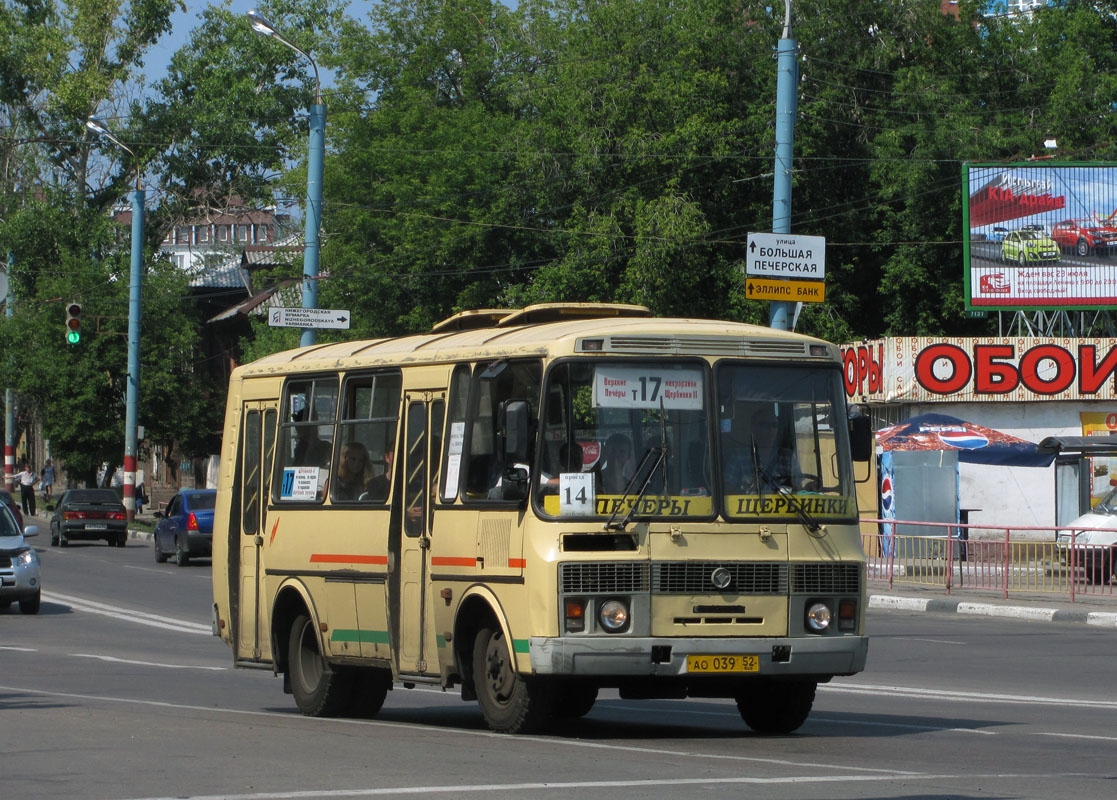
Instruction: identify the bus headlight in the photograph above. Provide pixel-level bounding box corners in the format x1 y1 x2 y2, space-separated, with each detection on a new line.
806 601 832 633
598 599 630 633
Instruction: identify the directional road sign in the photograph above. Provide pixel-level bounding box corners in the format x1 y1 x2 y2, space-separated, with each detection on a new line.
746 232 826 280
746 277 825 303
268 307 351 330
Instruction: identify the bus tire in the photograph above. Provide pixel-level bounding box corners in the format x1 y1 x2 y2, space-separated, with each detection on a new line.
287 613 353 717
473 624 551 734
736 679 816 734
551 682 597 719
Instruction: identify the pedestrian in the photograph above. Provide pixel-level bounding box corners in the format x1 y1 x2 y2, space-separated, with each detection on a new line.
41 459 55 501
136 482 148 515
15 460 39 517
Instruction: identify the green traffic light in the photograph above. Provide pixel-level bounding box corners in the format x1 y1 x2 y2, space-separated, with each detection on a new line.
67 330 80 344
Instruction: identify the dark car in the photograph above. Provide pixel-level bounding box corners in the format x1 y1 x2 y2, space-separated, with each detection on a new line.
153 489 216 566
50 488 128 547
0 489 24 529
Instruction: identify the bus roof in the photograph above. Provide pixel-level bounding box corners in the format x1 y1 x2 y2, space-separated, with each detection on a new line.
233 304 836 378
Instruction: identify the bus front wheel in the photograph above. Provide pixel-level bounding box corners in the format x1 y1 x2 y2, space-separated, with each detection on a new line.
287 613 353 717
473 624 551 733
735 679 817 734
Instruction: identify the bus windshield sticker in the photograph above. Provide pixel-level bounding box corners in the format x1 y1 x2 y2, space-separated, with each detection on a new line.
444 421 465 496
281 466 322 501
559 472 595 516
592 366 703 410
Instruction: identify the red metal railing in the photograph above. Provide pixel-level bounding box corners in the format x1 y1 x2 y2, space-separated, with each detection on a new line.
860 517 1116 602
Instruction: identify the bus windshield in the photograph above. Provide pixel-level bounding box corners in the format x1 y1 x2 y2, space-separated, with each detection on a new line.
537 359 856 523
717 363 856 523
538 360 713 520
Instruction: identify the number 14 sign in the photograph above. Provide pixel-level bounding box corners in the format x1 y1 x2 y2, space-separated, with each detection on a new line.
559 472 596 516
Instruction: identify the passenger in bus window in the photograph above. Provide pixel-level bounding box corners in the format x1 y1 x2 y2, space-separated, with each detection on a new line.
292 416 332 467
597 434 635 494
332 441 373 502
365 448 394 502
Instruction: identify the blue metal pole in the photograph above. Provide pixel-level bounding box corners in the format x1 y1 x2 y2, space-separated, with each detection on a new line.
123 188 144 519
300 102 325 348
769 4 798 331
5 252 13 492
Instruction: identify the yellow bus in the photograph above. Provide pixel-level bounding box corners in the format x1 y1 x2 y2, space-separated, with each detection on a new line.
211 303 872 734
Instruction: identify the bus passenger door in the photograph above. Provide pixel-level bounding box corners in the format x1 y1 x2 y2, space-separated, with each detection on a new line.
395 392 443 676
235 401 277 663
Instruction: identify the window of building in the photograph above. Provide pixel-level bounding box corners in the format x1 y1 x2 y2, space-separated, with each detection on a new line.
218 225 229 242
258 224 270 242
197 226 210 244
237 224 249 241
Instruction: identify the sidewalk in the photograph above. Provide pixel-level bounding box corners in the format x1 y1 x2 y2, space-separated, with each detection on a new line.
869 581 1117 627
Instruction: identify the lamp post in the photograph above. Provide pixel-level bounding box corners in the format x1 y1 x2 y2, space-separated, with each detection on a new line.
769 0 798 331
248 9 325 348
85 117 144 521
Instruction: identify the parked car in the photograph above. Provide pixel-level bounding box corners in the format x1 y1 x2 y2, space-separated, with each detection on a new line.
50 488 128 547
0 489 24 529
153 489 216 566
988 226 1009 242
1001 229 1059 265
1057 487 1117 585
1050 219 1117 257
0 504 40 614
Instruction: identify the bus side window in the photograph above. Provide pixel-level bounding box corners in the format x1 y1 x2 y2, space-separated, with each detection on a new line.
332 372 401 504
275 377 338 502
463 360 541 501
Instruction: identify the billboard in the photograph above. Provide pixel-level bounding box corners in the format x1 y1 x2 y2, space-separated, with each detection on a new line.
842 337 1117 403
963 162 1117 310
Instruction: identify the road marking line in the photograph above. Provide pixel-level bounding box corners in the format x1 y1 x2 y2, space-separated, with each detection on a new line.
0 684 917 774
42 591 211 635
107 772 1093 800
0 645 37 652
822 682 1117 709
1032 732 1117 742
70 654 225 671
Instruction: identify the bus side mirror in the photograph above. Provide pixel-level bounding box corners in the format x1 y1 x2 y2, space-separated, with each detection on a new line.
849 415 872 462
502 400 531 464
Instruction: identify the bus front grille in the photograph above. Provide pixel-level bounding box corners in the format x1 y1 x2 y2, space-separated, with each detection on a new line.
791 563 861 594
653 562 787 594
560 562 650 593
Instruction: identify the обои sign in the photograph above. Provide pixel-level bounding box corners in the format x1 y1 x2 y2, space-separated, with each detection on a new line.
842 338 1117 402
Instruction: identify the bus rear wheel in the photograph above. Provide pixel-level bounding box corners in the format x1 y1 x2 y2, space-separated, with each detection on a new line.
287 613 353 717
736 679 817 734
473 624 551 734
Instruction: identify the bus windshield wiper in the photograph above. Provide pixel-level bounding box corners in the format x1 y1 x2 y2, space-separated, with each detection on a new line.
605 445 668 531
751 440 822 534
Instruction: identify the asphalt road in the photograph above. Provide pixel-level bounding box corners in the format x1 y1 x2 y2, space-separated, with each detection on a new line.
3 536 1116 800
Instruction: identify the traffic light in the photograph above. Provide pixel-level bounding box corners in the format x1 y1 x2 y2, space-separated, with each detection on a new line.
65 302 81 344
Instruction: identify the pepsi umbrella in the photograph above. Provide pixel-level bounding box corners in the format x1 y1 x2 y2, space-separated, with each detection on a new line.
875 413 1054 468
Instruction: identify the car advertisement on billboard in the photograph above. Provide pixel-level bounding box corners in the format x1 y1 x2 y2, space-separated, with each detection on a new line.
964 162 1117 309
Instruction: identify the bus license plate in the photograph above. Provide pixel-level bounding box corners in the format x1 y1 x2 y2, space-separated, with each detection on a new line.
686 654 759 673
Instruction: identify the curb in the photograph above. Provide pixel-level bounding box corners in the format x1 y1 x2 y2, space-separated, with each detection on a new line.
870 593 1117 628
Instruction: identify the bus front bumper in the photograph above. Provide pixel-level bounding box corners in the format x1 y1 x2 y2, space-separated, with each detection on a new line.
529 635 868 678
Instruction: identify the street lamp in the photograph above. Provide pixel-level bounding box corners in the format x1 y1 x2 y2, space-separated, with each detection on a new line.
86 116 144 521
248 9 325 347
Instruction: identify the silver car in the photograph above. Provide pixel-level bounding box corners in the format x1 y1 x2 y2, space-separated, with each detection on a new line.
1057 486 1117 585
0 504 41 614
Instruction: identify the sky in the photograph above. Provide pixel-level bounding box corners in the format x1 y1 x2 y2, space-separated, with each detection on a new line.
143 1 379 85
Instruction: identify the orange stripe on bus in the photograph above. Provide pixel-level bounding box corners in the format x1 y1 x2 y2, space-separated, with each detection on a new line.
430 556 477 567
309 554 389 565
269 517 280 545
508 558 526 568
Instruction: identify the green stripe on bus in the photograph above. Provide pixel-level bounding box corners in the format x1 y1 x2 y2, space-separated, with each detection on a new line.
331 629 390 644
436 634 447 648
512 638 529 654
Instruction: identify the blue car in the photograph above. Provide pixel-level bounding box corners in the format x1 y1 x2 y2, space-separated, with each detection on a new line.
153 489 216 566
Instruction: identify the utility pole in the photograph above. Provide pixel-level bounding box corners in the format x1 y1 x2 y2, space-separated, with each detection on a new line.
769 0 798 331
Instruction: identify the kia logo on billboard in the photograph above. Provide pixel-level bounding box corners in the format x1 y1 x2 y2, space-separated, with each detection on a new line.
980 273 1011 293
